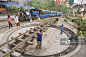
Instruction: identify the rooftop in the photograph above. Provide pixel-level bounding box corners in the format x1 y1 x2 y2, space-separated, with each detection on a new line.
73 4 86 9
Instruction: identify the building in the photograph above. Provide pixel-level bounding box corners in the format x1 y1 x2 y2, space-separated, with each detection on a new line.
74 0 86 5
56 0 61 5
54 0 66 5
65 2 70 8
60 0 65 5
73 4 86 19
54 0 56 2
0 0 7 1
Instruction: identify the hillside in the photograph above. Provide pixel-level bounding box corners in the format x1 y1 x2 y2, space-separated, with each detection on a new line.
30 0 73 14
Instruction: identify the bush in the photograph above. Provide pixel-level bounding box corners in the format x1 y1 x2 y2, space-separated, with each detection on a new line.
25 8 30 10
64 19 68 22
75 15 78 17
73 25 77 28
9 6 18 13
5 6 9 10
69 19 72 22
74 20 80 23
83 33 86 37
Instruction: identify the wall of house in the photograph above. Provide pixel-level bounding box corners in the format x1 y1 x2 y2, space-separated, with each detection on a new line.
73 8 83 16
56 0 61 5
83 11 86 17
0 0 7 1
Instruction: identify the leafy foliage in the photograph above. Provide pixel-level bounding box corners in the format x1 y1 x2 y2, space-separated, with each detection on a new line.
65 0 70 2
5 6 9 10
30 0 73 14
64 19 68 22
9 6 18 13
74 20 86 37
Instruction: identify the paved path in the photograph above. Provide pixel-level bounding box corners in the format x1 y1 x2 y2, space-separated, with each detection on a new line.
58 17 77 33
58 17 86 57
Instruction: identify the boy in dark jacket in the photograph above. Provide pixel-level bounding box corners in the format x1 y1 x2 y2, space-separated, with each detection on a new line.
36 29 43 49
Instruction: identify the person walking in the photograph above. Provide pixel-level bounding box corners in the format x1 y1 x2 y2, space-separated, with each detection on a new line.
37 14 40 21
29 13 32 22
36 29 43 49
60 24 64 34
14 15 19 26
8 15 13 29
70 28 82 40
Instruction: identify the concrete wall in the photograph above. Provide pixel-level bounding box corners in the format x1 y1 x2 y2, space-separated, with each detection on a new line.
83 11 86 17
0 0 7 1
69 17 81 19
56 0 61 5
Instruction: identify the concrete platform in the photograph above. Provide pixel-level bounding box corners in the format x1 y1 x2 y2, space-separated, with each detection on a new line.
25 27 69 55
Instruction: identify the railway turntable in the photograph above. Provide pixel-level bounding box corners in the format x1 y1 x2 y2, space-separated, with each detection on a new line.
0 18 81 57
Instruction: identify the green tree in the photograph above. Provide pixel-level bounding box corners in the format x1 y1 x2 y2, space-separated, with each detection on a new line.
65 0 70 2
30 0 73 14
9 6 18 13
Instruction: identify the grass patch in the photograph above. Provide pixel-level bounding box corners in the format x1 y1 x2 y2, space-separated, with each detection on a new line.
72 25 77 28
69 19 72 22
64 19 68 22
4 54 10 57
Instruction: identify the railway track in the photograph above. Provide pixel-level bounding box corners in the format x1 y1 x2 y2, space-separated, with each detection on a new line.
0 17 57 29
0 18 56 57
23 25 79 57
0 20 37 29
0 25 8 29
0 24 15 29
0 21 33 29
0 17 79 57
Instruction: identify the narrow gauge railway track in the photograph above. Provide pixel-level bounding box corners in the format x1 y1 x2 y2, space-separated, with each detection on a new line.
0 25 9 29
23 25 79 57
0 21 34 29
0 24 15 29
0 18 79 57
0 18 54 48
0 18 56 57
0 21 37 29
0 17 58 29
0 20 30 29
0 19 14 29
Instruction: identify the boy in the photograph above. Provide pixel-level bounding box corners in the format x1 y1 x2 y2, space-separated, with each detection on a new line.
70 28 82 40
36 29 43 49
60 24 64 34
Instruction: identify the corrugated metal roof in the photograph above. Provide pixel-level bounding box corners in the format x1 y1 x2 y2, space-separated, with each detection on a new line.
0 2 34 9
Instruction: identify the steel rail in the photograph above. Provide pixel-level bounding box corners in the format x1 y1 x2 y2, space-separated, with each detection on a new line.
1 18 56 57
